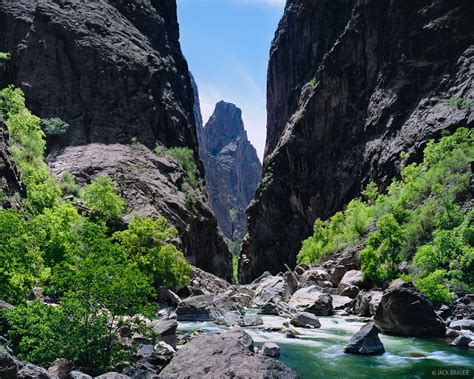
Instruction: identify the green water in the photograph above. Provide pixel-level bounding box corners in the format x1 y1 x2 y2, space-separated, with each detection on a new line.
178 315 474 379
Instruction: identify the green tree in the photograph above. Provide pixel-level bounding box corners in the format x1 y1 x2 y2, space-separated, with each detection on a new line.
167 147 198 186
360 214 405 284
113 215 191 288
81 176 125 222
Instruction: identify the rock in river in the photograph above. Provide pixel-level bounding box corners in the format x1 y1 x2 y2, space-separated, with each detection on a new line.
290 312 321 328
344 322 385 355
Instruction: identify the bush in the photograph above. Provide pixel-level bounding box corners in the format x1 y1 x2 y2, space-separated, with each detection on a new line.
81 176 125 222
113 215 191 288
59 171 80 197
298 128 473 304
40 118 69 136
167 147 198 186
414 270 454 305
0 52 10 70
360 214 405 284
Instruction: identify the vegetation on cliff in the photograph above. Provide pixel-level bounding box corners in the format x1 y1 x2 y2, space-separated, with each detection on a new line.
298 128 473 305
0 74 192 370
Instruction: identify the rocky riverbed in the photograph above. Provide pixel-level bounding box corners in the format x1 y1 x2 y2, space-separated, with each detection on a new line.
1 263 473 378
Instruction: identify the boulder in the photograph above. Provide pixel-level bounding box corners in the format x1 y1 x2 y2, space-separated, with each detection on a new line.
0 350 18 379
332 295 354 311
154 341 176 356
449 319 474 332
95 373 130 379
156 287 180 307
289 286 333 316
329 265 347 287
158 328 297 378
176 294 244 326
260 301 296 317
48 359 72 379
152 319 178 349
344 322 385 355
70 371 93 379
290 312 321 328
337 271 363 299
353 291 383 317
253 275 292 308
243 314 264 327
298 269 331 288
374 280 446 337
18 364 51 379
260 342 280 357
450 331 473 348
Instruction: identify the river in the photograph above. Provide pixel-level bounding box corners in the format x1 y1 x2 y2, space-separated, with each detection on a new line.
178 313 474 379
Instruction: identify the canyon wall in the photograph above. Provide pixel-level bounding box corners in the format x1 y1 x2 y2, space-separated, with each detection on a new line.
240 0 474 282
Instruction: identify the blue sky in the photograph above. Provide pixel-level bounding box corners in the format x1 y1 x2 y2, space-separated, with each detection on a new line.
177 0 286 160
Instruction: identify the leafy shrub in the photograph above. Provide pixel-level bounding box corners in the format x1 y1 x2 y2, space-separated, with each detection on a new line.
168 147 198 186
81 176 125 222
59 171 80 197
40 118 69 136
113 215 191 288
0 86 61 213
297 128 473 304
360 214 405 284
0 52 10 70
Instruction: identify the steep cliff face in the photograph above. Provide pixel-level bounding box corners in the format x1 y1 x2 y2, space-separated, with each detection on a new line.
240 0 474 282
200 101 262 242
0 0 232 280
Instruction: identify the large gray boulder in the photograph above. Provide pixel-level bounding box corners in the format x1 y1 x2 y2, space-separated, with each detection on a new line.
450 331 474 348
374 280 446 337
298 268 332 288
158 328 298 378
152 319 178 349
253 275 292 307
353 290 383 316
289 286 333 316
176 294 245 326
344 322 385 355
337 270 363 299
260 342 281 357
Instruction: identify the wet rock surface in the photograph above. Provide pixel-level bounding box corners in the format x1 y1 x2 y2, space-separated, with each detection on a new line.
344 322 385 355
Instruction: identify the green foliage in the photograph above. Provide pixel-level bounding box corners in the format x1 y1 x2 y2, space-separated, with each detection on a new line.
168 147 198 186
113 215 191 288
0 86 61 213
414 270 454 305
81 176 125 222
298 128 473 304
0 210 42 305
232 255 239 283
446 97 472 110
0 52 10 70
360 214 405 284
59 171 80 197
40 118 69 136
0 83 193 371
298 199 372 264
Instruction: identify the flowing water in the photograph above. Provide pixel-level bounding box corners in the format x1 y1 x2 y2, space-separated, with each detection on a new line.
178 314 474 379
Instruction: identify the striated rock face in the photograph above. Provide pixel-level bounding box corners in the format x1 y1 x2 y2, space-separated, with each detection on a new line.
240 0 474 282
0 0 232 280
194 97 262 242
